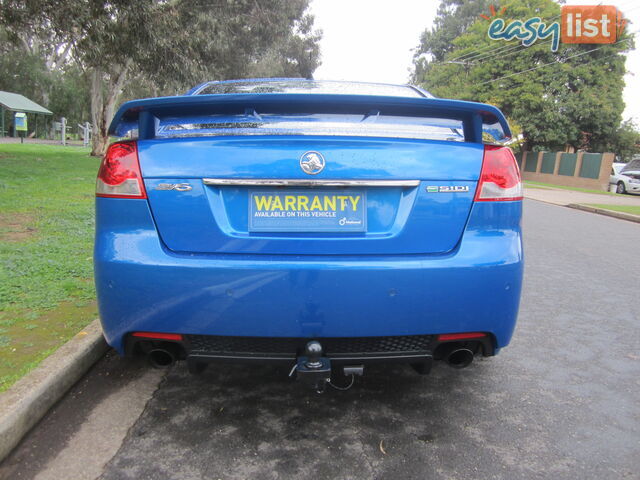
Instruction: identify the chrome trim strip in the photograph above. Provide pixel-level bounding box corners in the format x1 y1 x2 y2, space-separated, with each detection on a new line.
202 178 420 187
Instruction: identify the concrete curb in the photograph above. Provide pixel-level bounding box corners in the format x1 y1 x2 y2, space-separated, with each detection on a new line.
0 319 108 462
568 204 640 224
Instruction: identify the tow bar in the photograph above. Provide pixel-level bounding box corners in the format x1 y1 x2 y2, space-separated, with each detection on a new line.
294 341 332 392
291 341 364 393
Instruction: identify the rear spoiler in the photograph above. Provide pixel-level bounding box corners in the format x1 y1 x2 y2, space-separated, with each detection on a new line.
108 93 511 143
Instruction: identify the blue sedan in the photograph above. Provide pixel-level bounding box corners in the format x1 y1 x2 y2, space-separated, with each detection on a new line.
95 79 523 390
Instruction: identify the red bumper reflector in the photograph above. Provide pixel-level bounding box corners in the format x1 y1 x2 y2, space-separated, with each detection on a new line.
438 332 486 341
132 332 183 341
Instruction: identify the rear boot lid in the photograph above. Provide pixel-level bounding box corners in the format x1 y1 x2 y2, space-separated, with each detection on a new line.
139 136 483 255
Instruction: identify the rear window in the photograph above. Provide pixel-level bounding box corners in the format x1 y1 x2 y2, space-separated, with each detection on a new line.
113 81 510 143
194 80 427 98
156 112 464 142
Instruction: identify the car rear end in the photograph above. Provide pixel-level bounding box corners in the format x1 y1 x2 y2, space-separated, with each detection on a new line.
94 80 523 387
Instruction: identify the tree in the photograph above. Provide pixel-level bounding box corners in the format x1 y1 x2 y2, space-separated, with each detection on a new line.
247 13 321 79
412 0 490 68
411 0 634 152
608 120 640 162
0 26 90 132
1 0 321 155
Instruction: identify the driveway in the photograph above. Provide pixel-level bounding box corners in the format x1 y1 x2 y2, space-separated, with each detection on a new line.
2 199 639 480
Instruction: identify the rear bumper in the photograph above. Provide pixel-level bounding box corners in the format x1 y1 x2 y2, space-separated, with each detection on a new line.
95 198 523 355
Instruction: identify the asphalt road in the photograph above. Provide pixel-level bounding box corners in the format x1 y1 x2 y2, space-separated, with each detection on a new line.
2 199 639 480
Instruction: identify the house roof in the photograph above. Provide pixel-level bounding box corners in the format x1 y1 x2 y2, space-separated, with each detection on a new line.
0 91 53 115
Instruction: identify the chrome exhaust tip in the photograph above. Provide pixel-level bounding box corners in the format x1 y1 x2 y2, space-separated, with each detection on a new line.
445 348 474 369
148 348 176 368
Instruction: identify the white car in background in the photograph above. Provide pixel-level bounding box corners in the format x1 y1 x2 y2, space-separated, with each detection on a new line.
610 163 640 195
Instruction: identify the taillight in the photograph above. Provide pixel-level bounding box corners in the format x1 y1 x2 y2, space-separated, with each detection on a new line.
474 145 523 201
96 141 146 199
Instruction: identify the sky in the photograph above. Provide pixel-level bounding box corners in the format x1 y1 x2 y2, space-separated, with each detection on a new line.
310 0 640 123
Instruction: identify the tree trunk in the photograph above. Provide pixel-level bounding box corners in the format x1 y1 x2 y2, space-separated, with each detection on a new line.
90 64 130 156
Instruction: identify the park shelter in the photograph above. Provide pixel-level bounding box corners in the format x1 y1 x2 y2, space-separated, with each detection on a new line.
0 91 53 137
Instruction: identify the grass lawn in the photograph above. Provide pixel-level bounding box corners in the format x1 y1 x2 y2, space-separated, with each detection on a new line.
523 180 616 196
0 143 100 391
586 204 640 216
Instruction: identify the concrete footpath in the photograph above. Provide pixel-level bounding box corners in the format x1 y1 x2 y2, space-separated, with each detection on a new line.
0 353 164 480
523 185 640 222
0 320 108 462
523 185 640 206
0 138 86 146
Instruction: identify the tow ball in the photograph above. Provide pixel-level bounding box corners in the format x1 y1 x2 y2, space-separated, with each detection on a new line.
295 341 332 392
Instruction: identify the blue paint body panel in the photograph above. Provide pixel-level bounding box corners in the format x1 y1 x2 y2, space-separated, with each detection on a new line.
95 198 523 355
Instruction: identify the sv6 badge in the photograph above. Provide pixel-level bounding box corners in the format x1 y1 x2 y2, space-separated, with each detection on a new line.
155 183 192 192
